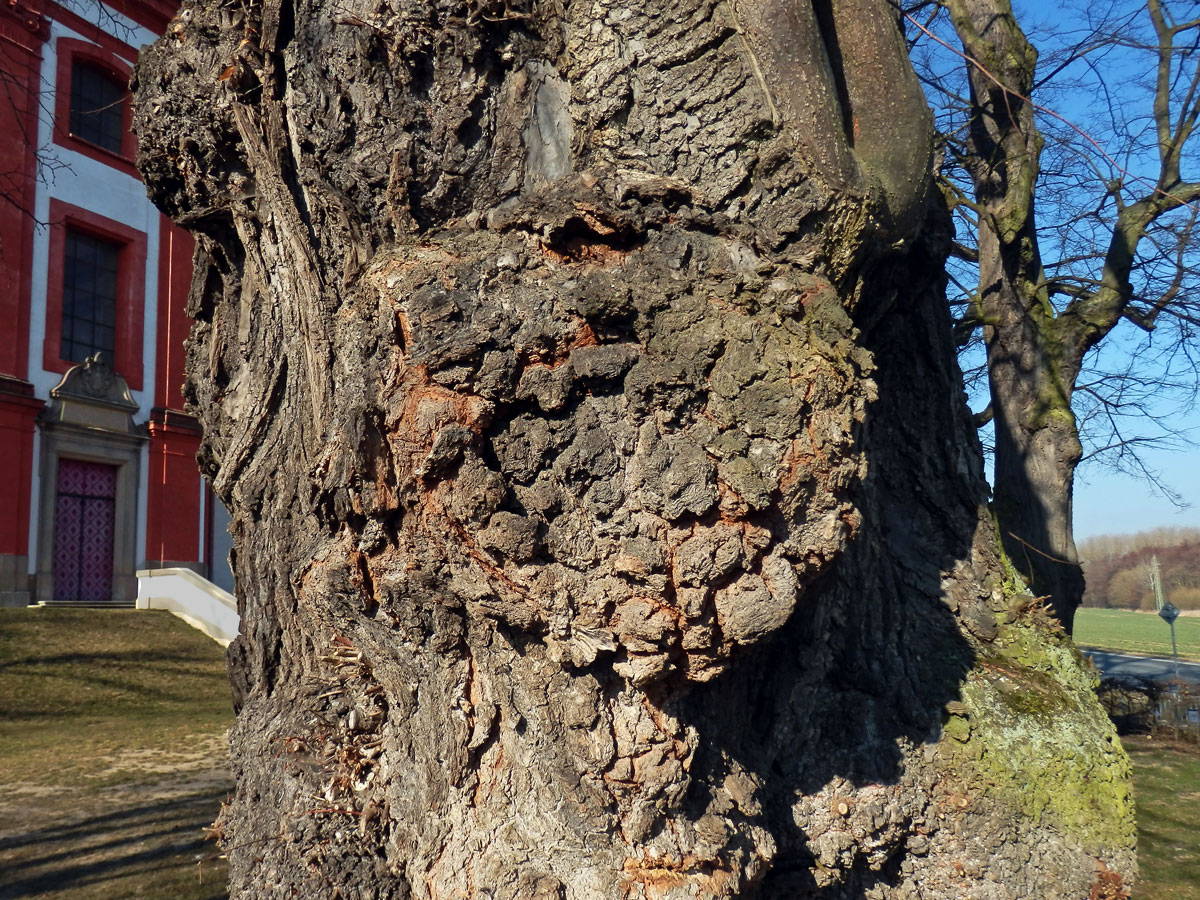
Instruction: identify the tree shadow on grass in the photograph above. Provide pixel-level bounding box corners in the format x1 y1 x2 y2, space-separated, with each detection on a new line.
0 649 231 712
0 788 230 900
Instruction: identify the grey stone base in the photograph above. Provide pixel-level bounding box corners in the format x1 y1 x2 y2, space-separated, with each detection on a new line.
0 554 31 607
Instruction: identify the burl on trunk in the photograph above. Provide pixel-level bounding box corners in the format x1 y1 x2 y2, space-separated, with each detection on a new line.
133 0 1134 897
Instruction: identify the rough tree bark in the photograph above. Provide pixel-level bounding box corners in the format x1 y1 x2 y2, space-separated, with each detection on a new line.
134 0 1134 897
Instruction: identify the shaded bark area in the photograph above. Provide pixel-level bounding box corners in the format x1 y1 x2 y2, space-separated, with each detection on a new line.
134 0 1133 897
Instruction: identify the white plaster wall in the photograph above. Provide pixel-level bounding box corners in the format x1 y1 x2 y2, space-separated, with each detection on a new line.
61 0 155 46
26 10 166 573
28 16 161 410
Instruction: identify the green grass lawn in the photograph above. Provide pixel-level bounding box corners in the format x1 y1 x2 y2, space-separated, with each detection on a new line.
0 608 234 900
1075 607 1200 662
1125 735 1200 900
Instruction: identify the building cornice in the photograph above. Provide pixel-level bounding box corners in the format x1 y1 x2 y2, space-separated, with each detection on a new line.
0 375 46 410
0 0 51 41
148 406 204 435
100 0 178 35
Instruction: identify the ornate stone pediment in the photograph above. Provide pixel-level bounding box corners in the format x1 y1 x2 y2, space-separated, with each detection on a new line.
45 354 142 437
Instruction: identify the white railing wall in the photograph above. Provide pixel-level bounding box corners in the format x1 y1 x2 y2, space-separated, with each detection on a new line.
136 567 239 646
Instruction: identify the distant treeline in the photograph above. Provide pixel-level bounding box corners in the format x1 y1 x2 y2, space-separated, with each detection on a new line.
1080 527 1200 610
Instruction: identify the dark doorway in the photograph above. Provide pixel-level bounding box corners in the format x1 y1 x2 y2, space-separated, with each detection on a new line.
52 459 117 603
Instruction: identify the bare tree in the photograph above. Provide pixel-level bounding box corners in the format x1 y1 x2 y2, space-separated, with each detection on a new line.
133 0 1135 897
910 0 1200 631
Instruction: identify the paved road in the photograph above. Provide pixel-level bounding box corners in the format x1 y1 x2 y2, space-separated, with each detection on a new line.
1081 648 1200 686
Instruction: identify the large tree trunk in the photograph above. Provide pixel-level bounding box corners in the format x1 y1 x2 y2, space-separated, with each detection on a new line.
945 0 1087 632
133 0 1133 897
986 309 1088 633
976 208 1087 631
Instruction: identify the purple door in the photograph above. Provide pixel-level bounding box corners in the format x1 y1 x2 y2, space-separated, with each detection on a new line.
53 459 117 604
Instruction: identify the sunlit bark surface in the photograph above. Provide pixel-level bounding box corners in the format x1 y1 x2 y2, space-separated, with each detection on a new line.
134 1 1135 897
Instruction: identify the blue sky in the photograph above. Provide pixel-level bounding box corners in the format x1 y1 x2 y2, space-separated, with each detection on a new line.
1070 330 1200 541
1074 438 1200 540
926 0 1200 544
1031 0 1200 542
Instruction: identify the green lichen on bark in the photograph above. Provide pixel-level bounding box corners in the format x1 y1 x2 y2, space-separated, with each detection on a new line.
936 517 1135 871
942 620 1136 855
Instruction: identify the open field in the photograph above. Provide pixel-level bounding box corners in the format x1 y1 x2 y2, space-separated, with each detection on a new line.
0 608 234 900
1125 735 1200 900
1075 607 1200 662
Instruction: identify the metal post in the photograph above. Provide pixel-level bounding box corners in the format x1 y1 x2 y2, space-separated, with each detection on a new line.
1151 555 1165 612
1159 599 1182 687
1171 619 1180 683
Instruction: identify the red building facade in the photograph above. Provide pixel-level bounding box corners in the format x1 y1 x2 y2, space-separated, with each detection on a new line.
0 0 229 606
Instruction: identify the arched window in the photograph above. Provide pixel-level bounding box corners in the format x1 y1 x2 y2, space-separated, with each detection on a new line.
53 39 137 176
68 60 126 155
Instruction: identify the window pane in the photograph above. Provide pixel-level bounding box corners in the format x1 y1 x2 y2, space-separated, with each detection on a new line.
95 293 114 325
61 229 120 364
97 268 116 305
69 61 125 155
94 325 114 357
74 236 94 268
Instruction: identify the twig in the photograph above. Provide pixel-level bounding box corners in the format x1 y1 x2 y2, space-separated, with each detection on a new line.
1005 530 1077 565
904 10 1200 214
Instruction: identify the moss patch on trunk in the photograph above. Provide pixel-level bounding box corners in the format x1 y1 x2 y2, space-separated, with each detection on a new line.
941 619 1136 856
